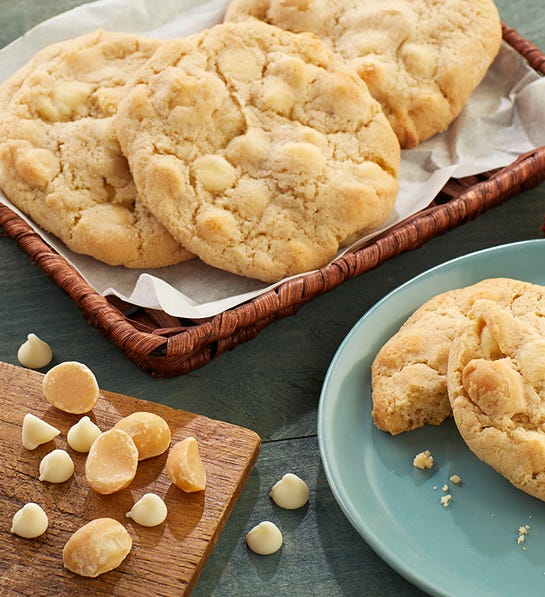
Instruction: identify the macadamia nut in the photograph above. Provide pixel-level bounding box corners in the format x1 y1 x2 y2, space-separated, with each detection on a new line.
22 413 60 450
39 449 74 483
11 503 49 538
270 473 309 509
63 518 132 577
126 493 168 527
85 429 138 495
166 436 206 493
67 416 101 452
42 361 99 414
246 521 283 555
17 333 53 369
113 412 171 460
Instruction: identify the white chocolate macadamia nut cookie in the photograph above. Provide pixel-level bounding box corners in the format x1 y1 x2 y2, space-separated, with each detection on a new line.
63 518 132 577
116 21 400 282
42 361 99 414
371 278 545 435
447 299 545 501
224 0 502 148
0 30 192 268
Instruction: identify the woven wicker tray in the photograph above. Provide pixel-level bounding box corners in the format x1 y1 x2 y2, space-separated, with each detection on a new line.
2 24 545 378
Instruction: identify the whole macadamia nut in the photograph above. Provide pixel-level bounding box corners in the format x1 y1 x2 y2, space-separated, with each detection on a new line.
63 518 132 577
113 412 171 460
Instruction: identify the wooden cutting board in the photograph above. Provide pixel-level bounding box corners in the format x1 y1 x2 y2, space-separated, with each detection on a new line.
0 360 261 596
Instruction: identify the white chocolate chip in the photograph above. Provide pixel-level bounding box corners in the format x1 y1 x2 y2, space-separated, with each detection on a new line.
67 416 101 453
270 473 309 509
126 493 168 527
246 521 283 555
11 503 49 538
39 449 74 483
17 333 53 369
22 413 60 450
42 361 99 414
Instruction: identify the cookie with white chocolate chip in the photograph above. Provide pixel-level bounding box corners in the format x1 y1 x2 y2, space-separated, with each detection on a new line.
0 29 193 268
115 21 400 283
371 278 545 435
224 0 502 148
447 298 545 501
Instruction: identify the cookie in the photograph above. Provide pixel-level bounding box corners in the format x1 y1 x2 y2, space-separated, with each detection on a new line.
371 278 545 435
224 0 502 148
447 299 545 501
0 29 193 268
115 21 400 282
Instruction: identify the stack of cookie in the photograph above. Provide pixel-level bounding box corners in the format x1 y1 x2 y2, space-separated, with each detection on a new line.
223 0 503 149
0 32 194 270
372 278 545 502
0 0 502 282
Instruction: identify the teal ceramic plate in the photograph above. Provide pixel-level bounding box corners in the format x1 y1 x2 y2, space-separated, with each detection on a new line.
318 240 545 597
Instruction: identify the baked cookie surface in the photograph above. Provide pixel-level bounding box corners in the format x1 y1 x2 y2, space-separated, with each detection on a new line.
371 278 545 435
224 0 502 148
0 29 193 268
115 21 400 283
447 299 545 501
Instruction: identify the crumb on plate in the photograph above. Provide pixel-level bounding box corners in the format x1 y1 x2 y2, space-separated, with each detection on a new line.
413 450 434 469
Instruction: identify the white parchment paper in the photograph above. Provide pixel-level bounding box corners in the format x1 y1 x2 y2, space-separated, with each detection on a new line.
1 0 544 318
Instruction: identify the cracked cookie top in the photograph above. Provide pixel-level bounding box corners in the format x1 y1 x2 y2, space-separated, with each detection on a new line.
0 29 193 268
116 21 400 282
224 0 502 148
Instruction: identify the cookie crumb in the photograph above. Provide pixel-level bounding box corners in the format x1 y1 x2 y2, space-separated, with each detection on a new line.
413 450 434 469
440 494 452 508
517 524 530 548
449 474 462 484
442 484 449 492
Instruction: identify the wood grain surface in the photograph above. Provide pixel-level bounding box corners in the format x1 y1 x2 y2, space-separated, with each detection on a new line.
0 361 260 596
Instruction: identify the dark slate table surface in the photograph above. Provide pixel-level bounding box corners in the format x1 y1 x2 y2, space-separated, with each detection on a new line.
1 1 544 595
